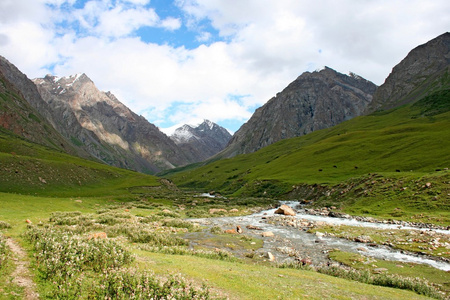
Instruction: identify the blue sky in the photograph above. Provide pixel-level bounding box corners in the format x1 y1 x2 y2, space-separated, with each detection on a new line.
1 0 449 134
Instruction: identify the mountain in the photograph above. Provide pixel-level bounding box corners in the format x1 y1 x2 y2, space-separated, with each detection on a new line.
170 120 232 162
169 33 450 198
32 73 191 174
0 56 87 157
367 32 450 112
219 67 377 158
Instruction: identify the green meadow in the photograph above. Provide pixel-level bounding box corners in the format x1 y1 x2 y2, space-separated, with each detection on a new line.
168 90 450 222
0 89 449 298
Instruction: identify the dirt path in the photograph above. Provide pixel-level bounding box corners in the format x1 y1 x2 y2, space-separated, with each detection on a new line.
5 237 39 300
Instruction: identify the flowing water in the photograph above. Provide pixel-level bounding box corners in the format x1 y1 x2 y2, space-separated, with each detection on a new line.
187 201 450 271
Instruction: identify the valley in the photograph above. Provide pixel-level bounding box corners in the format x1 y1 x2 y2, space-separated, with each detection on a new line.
0 188 448 299
0 32 449 299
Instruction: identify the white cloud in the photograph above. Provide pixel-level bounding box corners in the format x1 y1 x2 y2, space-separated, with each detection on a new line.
0 0 449 133
160 17 182 31
95 6 159 38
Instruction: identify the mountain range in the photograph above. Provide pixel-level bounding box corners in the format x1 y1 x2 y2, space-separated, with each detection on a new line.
0 60 231 174
0 32 448 176
219 66 377 158
169 32 449 196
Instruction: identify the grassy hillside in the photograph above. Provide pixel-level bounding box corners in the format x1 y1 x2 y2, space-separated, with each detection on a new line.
0 92 447 299
0 128 161 197
168 90 450 221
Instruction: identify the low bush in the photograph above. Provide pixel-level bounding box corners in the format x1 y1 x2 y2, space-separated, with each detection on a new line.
0 233 9 269
0 221 11 229
162 219 198 231
91 269 211 299
49 211 95 226
24 226 134 279
317 266 443 299
139 245 237 262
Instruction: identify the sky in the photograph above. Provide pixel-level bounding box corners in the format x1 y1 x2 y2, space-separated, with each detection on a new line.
0 0 449 134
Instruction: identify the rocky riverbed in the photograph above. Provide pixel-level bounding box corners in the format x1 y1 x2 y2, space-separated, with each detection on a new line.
186 202 450 271
300 206 450 231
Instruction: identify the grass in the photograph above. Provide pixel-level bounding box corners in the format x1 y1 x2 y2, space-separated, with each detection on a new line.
170 91 450 193
0 193 441 299
167 90 450 225
0 77 448 298
329 250 450 295
309 223 450 261
135 251 433 299
0 129 161 198
304 171 450 225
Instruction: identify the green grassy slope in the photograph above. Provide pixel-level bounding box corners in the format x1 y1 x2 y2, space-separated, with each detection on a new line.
169 89 450 198
0 128 161 198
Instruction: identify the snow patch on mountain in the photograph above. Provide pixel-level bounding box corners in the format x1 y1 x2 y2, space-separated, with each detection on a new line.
171 124 197 144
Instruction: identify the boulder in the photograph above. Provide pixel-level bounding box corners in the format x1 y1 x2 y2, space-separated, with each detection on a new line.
267 252 275 261
315 232 325 238
246 225 263 230
88 232 107 240
373 268 388 274
262 231 274 237
274 204 296 216
355 235 372 243
209 208 227 214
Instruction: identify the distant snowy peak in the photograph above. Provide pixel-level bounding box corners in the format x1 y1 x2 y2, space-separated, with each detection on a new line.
170 120 231 145
45 73 88 86
170 119 232 162
171 124 197 144
33 73 91 96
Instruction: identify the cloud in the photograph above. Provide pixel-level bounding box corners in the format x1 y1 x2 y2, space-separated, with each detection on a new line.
0 0 449 133
160 17 182 31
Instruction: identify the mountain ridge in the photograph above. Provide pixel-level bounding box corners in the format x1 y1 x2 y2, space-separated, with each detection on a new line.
218 66 377 158
170 119 232 162
0 56 90 158
367 32 450 113
32 73 192 173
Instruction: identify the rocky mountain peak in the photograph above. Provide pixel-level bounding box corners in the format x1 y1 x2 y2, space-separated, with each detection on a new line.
0 55 85 156
219 67 377 158
367 32 449 112
32 72 193 173
170 120 232 162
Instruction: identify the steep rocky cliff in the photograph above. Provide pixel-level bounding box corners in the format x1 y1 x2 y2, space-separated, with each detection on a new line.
32 74 191 173
170 120 232 162
367 32 450 112
0 56 86 157
220 67 377 158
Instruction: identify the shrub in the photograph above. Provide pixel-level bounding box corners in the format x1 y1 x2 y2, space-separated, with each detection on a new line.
126 229 188 246
210 226 222 234
162 219 198 231
157 210 180 218
0 233 9 269
0 221 11 229
317 266 443 299
139 245 237 262
49 211 94 226
97 211 132 225
140 215 163 223
24 226 134 279
91 269 211 299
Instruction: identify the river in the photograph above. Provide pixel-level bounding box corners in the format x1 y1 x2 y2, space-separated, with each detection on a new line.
187 201 450 271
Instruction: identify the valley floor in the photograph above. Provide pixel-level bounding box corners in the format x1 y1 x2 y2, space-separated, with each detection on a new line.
0 191 448 299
